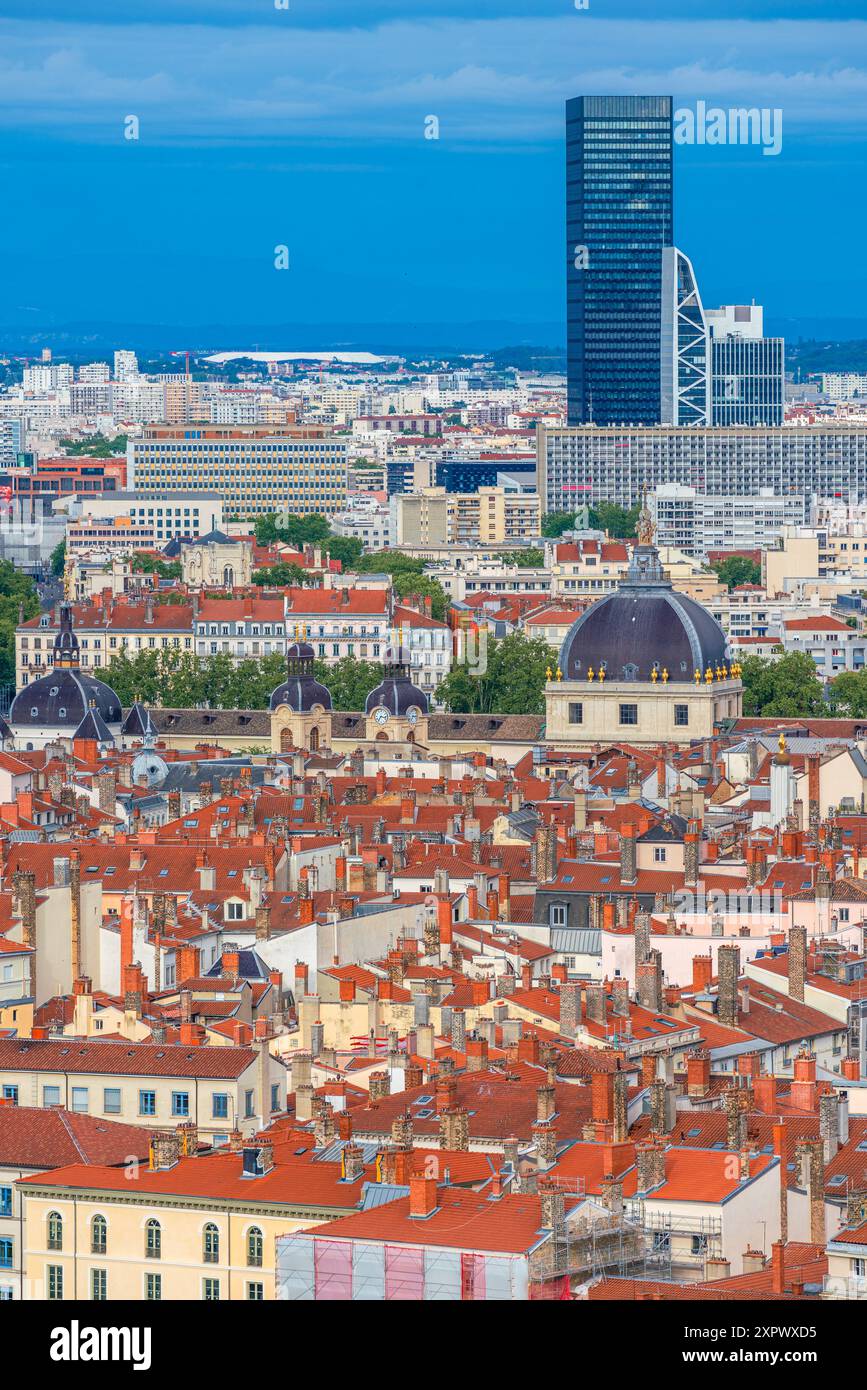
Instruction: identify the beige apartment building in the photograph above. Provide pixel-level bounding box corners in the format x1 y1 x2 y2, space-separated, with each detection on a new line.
16 597 194 688
17 1129 374 1302
396 486 540 547
128 424 347 518
0 1038 286 1140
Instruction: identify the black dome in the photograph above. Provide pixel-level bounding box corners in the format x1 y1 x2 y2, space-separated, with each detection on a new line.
559 545 729 684
270 641 332 713
10 669 123 730
10 603 122 730
366 652 428 717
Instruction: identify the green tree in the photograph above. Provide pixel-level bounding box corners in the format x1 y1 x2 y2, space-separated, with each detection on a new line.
436 632 557 715
325 535 364 569
739 652 825 718
252 562 311 587
0 561 40 686
131 554 181 580
391 573 448 622
541 511 578 538
829 669 867 718
505 548 544 568
60 432 127 458
313 656 384 711
252 512 331 549
50 539 66 577
588 502 641 539
712 556 762 591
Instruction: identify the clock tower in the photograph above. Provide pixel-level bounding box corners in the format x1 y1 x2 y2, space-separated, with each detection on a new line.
364 649 429 745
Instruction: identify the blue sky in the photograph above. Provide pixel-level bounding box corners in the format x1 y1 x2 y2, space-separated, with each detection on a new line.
2 0 866 342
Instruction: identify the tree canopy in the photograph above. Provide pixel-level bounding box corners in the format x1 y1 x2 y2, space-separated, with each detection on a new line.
505 548 544 568
711 556 762 591
739 652 825 718
50 539 66 577
0 561 39 686
312 656 384 711
541 511 579 538
588 502 640 539
435 631 557 715
252 512 331 548
131 553 181 580
252 562 311 588
829 670 867 719
60 433 127 458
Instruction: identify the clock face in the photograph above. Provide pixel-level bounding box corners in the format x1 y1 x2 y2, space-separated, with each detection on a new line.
373 706 390 725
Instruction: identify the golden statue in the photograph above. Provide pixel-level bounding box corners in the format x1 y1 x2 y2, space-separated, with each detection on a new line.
587 666 595 682
694 668 701 685
778 731 788 756
661 667 669 684
546 665 553 682
651 667 658 684
704 667 713 685
598 666 606 683
556 666 563 682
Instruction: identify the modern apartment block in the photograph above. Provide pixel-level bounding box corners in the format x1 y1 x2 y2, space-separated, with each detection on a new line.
649 484 808 558
128 425 347 518
394 486 541 548
566 95 674 426
538 424 867 514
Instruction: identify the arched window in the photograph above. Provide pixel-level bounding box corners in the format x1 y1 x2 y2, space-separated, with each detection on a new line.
203 1222 219 1264
309 727 319 752
247 1227 263 1268
91 1214 107 1255
145 1218 161 1259
47 1211 63 1251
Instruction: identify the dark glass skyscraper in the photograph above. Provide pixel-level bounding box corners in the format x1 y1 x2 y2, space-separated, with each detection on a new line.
566 95 674 426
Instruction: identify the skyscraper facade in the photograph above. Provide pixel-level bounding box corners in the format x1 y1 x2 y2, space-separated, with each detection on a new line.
566 95 674 427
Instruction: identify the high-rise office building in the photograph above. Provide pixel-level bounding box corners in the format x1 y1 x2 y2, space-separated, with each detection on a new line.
566 95 674 426
707 305 785 426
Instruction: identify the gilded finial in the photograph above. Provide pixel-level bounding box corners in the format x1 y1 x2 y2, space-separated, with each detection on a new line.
556 666 563 682
704 667 713 685
546 665 553 682
661 667 669 684
778 731 787 756
598 666 606 683
694 668 701 686
587 666 595 682
651 667 658 684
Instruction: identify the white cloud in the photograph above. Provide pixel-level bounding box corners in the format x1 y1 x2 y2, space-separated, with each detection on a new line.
0 15 865 141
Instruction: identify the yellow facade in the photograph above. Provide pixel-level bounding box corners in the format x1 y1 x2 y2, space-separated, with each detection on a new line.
20 1182 332 1302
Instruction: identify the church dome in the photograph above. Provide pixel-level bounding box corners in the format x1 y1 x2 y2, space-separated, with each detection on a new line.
269 640 332 713
9 605 123 732
365 648 428 718
559 542 729 685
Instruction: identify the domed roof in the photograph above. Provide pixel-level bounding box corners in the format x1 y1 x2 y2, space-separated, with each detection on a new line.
9 604 122 732
558 543 729 684
365 649 428 718
269 640 332 713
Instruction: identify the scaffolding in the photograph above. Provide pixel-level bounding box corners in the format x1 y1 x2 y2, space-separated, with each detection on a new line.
276 1233 528 1301
624 1198 724 1281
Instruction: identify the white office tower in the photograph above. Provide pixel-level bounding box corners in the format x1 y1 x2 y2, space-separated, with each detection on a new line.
707 304 785 426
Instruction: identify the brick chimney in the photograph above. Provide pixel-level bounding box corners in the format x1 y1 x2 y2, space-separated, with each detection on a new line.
620 824 637 886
